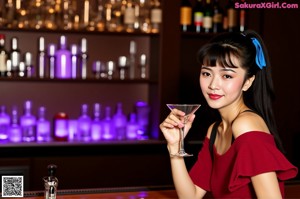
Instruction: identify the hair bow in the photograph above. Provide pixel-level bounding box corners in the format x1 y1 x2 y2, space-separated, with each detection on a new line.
251 38 266 69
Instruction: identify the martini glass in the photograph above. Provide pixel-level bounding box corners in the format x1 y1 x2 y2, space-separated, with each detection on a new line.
166 104 201 157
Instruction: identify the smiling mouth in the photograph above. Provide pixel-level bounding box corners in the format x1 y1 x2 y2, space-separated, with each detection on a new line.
208 94 223 100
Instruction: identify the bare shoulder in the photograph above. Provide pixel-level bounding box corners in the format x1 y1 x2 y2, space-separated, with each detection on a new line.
232 111 270 138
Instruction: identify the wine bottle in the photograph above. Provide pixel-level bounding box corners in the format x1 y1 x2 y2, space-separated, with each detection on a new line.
10 37 21 77
193 0 204 33
150 0 162 33
37 37 46 78
180 0 192 32
212 0 223 33
203 0 213 33
227 0 238 32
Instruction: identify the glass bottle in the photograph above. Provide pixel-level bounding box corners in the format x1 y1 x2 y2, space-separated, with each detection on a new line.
8 106 22 143
135 101 150 140
54 112 69 141
24 52 34 78
10 37 21 77
113 102 127 140
180 0 192 32
79 38 88 79
36 106 51 142
70 44 78 79
126 113 139 140
0 105 11 142
150 0 162 33
94 0 105 31
118 56 128 80
55 35 72 79
102 106 114 140
0 34 8 77
20 100 37 142
239 7 246 32
48 44 56 79
212 0 223 33
77 104 91 142
91 103 102 141
227 0 238 32
139 0 151 33
37 37 46 78
129 40 136 80
203 0 213 33
193 0 204 33
124 0 135 33
139 54 147 79
43 164 58 199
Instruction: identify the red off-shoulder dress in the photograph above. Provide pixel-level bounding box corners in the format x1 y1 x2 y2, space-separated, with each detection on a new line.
189 131 298 199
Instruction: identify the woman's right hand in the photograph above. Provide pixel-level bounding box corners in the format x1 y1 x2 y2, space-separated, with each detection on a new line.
159 109 196 152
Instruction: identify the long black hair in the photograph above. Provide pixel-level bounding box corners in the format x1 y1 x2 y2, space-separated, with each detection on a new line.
197 30 284 152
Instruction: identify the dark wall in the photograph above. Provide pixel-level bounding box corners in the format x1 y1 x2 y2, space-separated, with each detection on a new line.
262 8 300 176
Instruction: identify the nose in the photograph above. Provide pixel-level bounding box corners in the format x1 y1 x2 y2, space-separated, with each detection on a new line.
208 76 219 90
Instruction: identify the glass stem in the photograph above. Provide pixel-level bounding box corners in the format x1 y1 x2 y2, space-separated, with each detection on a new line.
179 126 185 154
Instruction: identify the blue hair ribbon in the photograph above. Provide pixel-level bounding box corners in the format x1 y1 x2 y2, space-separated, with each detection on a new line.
251 38 266 69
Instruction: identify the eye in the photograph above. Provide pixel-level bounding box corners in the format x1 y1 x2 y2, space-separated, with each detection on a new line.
223 74 233 79
201 72 211 77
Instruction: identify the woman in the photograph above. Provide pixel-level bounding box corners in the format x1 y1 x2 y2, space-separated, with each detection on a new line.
160 30 298 199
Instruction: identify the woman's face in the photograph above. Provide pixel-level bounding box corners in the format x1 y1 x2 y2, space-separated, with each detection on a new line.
199 55 249 110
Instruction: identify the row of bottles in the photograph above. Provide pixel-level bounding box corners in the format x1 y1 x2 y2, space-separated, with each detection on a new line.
0 33 148 80
0 100 150 143
0 0 162 33
180 0 246 33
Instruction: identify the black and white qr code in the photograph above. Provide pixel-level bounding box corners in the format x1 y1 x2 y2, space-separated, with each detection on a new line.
1 176 24 198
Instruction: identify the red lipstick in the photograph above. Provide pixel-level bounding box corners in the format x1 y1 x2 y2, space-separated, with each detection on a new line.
208 94 222 100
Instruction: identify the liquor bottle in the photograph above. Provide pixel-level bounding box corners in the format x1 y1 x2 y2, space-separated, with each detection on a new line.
129 41 136 79
24 52 34 77
212 0 223 33
54 112 69 141
37 37 46 78
77 104 91 142
193 0 204 33
70 44 78 79
20 100 37 142
79 38 88 79
48 44 56 79
126 113 139 140
118 56 128 80
8 106 22 143
91 103 103 141
150 0 162 33
102 106 114 140
94 0 106 31
0 34 8 77
10 37 21 77
0 105 11 142
180 0 192 32
227 0 238 32
139 54 147 79
124 0 135 33
239 7 246 32
55 35 72 79
139 0 151 33
18 62 25 77
36 106 51 142
203 0 213 33
113 103 127 140
43 164 58 199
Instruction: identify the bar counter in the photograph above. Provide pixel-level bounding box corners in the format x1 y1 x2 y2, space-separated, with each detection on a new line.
17 186 178 199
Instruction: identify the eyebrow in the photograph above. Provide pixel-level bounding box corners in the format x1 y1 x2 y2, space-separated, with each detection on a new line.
201 66 237 73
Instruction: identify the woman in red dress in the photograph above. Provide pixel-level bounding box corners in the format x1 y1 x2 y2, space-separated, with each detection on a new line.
160 30 298 199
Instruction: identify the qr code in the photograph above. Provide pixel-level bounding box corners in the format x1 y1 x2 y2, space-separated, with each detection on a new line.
1 176 24 198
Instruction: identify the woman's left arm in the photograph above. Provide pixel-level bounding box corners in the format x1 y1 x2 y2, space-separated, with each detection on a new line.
251 172 282 199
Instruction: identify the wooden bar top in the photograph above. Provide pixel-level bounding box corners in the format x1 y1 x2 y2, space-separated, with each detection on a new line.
22 190 178 199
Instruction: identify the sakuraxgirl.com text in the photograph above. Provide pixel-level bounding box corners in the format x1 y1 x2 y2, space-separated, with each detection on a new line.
235 2 298 9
